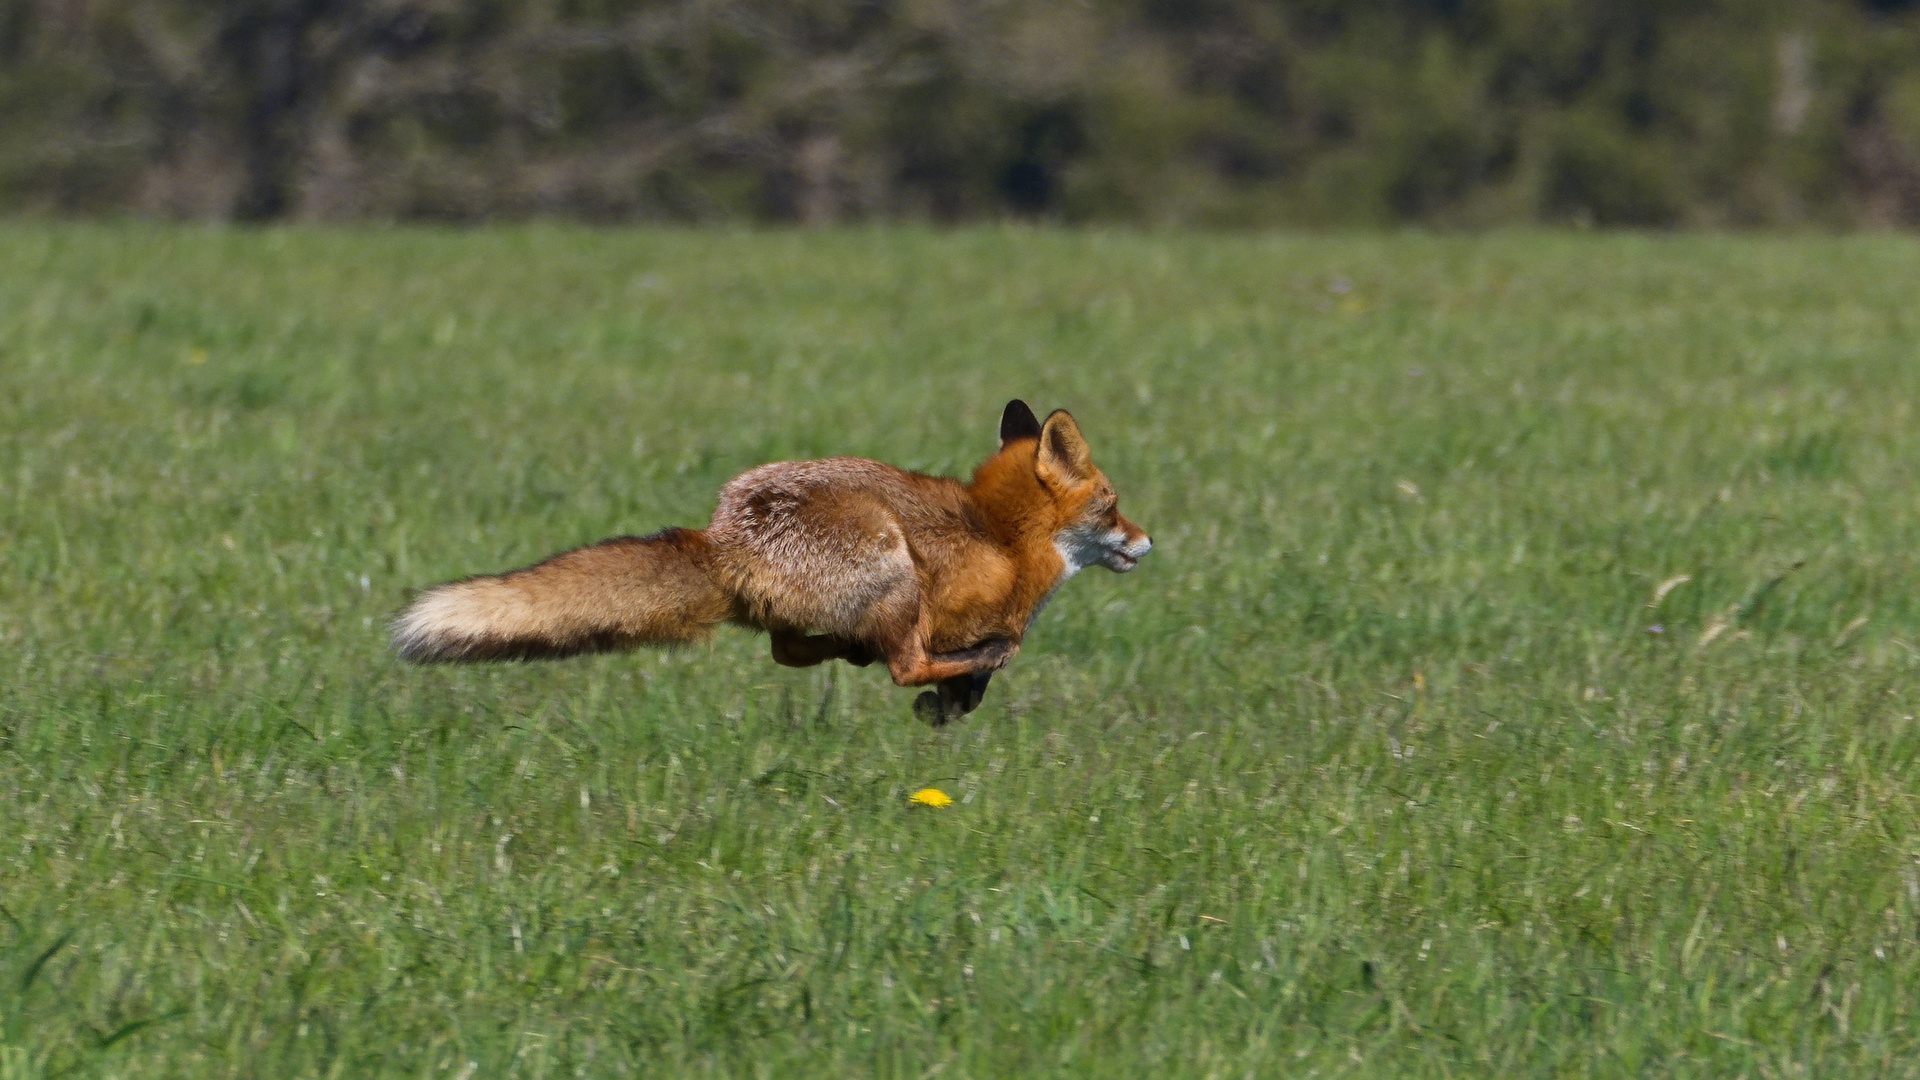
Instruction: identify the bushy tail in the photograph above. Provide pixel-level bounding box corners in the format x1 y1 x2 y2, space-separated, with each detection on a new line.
391 528 733 662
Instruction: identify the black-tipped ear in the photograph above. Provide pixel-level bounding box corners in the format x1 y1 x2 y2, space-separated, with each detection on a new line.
1035 409 1094 485
998 399 1042 447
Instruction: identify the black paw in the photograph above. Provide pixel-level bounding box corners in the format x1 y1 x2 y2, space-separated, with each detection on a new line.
913 690 950 727
950 670 992 713
915 672 993 727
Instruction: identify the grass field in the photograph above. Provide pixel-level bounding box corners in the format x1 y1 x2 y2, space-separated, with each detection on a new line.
3 225 1920 1078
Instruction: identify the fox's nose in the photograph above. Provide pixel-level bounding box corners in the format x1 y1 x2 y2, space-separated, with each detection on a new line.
1128 535 1152 557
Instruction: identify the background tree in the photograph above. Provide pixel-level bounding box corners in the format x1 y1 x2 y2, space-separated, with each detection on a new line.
0 0 1916 224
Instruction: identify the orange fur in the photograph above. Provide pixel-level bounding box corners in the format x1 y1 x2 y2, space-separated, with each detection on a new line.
392 400 1151 722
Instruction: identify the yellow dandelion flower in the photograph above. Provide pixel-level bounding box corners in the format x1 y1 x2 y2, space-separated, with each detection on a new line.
908 787 953 808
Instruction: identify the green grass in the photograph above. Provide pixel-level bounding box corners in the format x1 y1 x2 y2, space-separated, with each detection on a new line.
3 224 1920 1078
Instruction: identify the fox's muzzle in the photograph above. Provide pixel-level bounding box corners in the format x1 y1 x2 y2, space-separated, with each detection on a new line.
1103 529 1151 572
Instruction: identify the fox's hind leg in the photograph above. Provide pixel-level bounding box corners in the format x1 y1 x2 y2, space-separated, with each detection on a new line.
770 629 876 668
863 591 1017 687
730 503 1013 694
882 631 1016 686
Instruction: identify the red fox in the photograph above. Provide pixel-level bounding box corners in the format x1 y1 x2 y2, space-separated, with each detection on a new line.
391 401 1151 723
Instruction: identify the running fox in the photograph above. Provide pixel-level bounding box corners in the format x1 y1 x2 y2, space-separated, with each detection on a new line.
391 401 1151 723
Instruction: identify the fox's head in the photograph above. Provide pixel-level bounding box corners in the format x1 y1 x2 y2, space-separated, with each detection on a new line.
998 399 1152 574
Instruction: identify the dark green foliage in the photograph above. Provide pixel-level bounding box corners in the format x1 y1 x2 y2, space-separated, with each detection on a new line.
2 1 1919 223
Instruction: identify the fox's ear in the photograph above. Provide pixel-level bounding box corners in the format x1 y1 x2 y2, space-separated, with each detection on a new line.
999 399 1042 447
1035 409 1093 485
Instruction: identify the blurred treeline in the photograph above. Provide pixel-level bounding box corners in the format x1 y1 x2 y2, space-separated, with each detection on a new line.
3 0 1919 225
